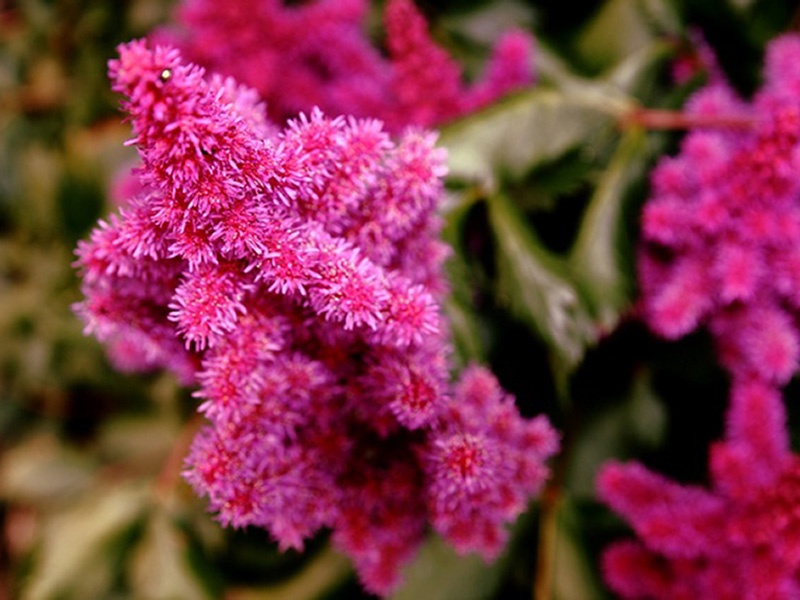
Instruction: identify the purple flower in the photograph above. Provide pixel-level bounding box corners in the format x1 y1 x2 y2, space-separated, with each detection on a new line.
598 379 800 599
75 40 557 596
383 0 534 130
158 0 535 129
425 365 559 558
638 34 800 385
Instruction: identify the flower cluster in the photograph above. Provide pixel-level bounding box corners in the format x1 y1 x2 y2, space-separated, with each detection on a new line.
598 380 800 599
74 40 557 595
160 0 535 129
602 33 800 599
638 34 800 386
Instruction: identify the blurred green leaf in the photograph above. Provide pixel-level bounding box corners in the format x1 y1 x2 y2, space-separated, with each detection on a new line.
552 496 604 600
573 0 657 72
226 544 351 600
569 128 648 332
566 369 667 497
440 39 668 194
442 0 533 48
0 433 94 506
440 88 620 191
129 508 212 600
97 416 181 475
603 39 674 96
442 192 488 364
487 192 595 376
639 0 682 36
392 535 507 600
23 482 149 600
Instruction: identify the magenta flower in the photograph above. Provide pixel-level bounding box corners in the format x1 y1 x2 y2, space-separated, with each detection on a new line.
598 379 800 599
160 0 535 129
425 365 558 558
75 40 557 596
638 34 800 385
383 0 534 130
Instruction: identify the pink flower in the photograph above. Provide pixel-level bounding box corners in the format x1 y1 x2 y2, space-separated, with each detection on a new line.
425 366 559 558
383 0 534 129
598 379 800 599
160 0 535 129
638 34 800 385
75 40 557 596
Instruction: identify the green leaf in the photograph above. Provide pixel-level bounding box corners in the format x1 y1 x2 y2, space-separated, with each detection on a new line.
442 192 487 365
392 535 507 600
0 433 94 507
442 0 533 48
129 509 213 600
439 87 623 190
573 0 657 72
23 482 149 600
487 192 595 375
603 39 674 97
568 128 649 332
552 496 605 600
566 369 667 497
225 544 351 600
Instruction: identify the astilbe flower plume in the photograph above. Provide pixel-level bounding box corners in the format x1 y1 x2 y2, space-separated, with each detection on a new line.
160 0 535 129
598 380 800 599
74 40 558 596
601 33 800 599
638 34 800 385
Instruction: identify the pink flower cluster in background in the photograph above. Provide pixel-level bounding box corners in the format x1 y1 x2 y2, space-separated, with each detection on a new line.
600 34 800 598
74 40 557 595
638 35 800 386
599 381 800 598
160 0 535 130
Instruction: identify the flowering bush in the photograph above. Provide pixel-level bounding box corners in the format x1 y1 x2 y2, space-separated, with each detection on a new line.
3 0 800 598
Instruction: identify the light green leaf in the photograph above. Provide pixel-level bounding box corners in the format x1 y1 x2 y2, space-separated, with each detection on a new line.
0 433 93 507
392 535 507 600
129 509 213 600
552 496 604 600
442 0 533 47
603 39 674 97
568 128 648 332
573 0 657 72
23 482 149 600
487 193 595 375
639 0 682 35
440 88 622 191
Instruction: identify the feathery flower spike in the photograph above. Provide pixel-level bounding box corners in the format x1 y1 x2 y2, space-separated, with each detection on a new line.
75 40 558 596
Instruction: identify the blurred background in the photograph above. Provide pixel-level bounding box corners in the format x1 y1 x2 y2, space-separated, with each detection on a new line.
1 0 798 598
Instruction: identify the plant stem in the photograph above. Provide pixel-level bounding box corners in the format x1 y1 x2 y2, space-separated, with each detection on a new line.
534 478 562 600
153 413 205 505
621 107 755 131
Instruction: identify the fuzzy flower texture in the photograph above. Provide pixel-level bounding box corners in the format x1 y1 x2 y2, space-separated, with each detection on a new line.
160 0 534 129
74 41 557 595
638 35 800 387
600 34 800 598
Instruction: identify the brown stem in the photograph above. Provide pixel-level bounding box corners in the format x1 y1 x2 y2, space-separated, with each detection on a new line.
153 413 206 503
621 107 756 131
533 478 562 600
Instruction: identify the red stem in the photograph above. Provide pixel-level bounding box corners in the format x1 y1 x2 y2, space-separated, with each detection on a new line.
622 107 756 131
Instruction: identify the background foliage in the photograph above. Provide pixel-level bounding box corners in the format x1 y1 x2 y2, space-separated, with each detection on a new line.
0 0 798 598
